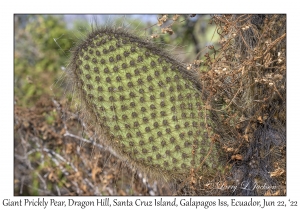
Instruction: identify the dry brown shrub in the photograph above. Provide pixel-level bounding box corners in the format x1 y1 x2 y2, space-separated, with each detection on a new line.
200 14 286 195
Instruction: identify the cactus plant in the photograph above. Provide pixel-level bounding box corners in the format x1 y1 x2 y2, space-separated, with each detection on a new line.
66 26 225 181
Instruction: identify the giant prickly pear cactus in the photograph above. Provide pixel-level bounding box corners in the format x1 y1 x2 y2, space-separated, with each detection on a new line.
66 26 225 181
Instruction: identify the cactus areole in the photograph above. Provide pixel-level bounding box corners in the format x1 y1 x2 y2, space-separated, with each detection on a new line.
67 27 224 180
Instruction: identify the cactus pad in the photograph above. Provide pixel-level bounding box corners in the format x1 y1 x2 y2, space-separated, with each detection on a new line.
67 27 224 180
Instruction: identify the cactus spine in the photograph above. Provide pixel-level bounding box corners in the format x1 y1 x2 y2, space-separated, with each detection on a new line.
67 26 225 181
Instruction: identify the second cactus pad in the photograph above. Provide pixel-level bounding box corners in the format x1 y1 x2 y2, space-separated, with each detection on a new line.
68 27 224 180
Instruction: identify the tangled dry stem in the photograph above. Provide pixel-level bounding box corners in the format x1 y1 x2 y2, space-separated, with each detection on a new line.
200 14 286 195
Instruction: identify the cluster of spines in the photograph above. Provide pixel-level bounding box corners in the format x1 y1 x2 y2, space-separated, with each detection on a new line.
69 27 223 178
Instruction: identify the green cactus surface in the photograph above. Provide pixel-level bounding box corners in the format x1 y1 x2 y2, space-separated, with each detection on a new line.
67 27 224 180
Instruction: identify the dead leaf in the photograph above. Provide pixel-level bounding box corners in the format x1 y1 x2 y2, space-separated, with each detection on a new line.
231 154 243 160
92 167 102 182
270 168 285 177
65 143 73 154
